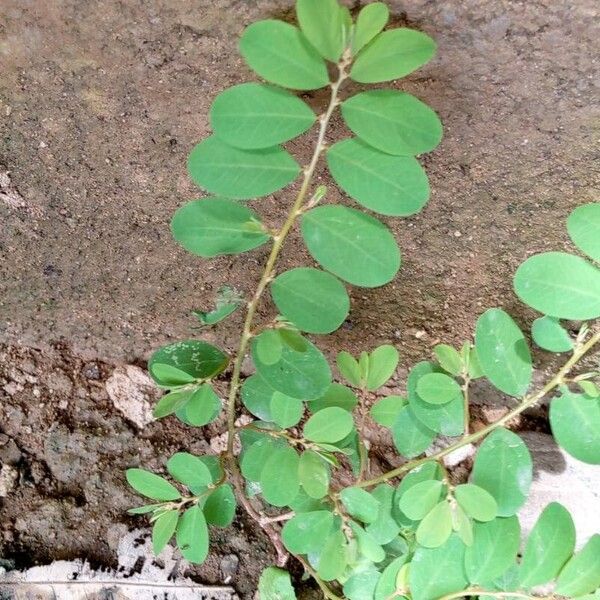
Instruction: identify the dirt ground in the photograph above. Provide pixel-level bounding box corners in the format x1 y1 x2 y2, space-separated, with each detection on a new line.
1 0 599 597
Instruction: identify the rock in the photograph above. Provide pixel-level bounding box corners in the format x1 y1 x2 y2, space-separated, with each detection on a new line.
519 432 600 548
0 464 18 497
0 434 21 465
210 415 252 455
105 365 159 428
82 362 101 380
220 554 239 583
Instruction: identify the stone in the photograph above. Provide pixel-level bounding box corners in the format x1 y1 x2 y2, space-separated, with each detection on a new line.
519 432 600 548
105 365 159 428
220 554 239 583
0 465 18 497
0 435 21 465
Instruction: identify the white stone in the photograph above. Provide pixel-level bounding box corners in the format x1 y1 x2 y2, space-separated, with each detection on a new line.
519 432 600 548
0 464 18 497
105 365 159 428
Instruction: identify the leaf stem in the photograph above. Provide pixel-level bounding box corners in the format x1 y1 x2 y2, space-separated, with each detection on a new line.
437 589 554 600
355 329 600 489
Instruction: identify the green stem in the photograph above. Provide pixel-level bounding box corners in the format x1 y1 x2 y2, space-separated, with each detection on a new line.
356 329 600 489
437 589 553 600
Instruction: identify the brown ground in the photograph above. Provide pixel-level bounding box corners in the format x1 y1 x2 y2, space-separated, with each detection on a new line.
0 0 599 597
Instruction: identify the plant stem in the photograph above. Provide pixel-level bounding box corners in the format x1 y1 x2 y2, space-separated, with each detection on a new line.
296 555 345 600
437 589 553 600
356 329 600 489
462 376 471 437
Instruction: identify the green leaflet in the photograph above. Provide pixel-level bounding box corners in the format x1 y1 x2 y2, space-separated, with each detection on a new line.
351 28 436 83
342 90 442 156
475 308 532 397
550 391 600 464
464 517 520 584
350 521 385 563
187 136 300 200
176 505 209 564
149 340 228 386
398 480 444 521
340 487 381 524
416 500 453 548
240 20 329 90
126 469 180 501
366 344 399 390
556 535 600 597
204 484 236 527
153 389 193 419
514 251 600 320
374 556 406 600
304 407 354 443
366 484 401 545
370 395 406 427
192 285 243 326
392 405 436 457
327 138 429 216
531 315 573 352
261 445 300 507
434 344 463 376
183 384 221 426
152 509 179 554
270 267 350 334
282 510 334 554
454 484 497 522
241 373 274 421
210 83 315 149
336 351 362 388
309 383 358 413
166 452 213 494
270 392 303 429
318 528 348 581
567 202 600 262
352 2 389 55
343 568 381 600
298 450 330 499
258 567 297 600
296 0 346 62
471 428 532 517
416 372 462 405
451 503 473 546
171 198 269 257
301 204 401 287
519 502 576 588
251 332 331 400
241 435 284 482
409 534 468 600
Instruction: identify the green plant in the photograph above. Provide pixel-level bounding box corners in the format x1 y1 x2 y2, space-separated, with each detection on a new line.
125 1 600 598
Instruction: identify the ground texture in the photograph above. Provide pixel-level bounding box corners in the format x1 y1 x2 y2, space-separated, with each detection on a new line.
0 0 599 597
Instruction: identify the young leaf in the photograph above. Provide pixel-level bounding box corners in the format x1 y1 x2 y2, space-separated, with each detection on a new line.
567 202 600 262
374 556 406 600
471 428 532 516
550 391 600 464
514 251 600 320
301 205 401 288
451 502 473 546
241 373 274 421
370 395 406 427
555 534 600 597
260 445 300 507
281 510 334 554
398 480 444 521
343 568 381 600
531 315 573 352
367 344 399 390
149 340 228 385
352 2 389 55
336 351 362 387
126 469 181 501
327 138 429 216
304 407 354 443
351 28 436 83
434 344 463 376
519 502 576 589
342 90 442 156
309 383 358 413
278 328 309 353
416 373 462 405
183 384 221 427
153 389 193 419
298 450 330 499
410 534 468 600
392 405 436 458
210 83 316 149
256 330 283 366
241 435 283 482
166 453 213 495
258 566 297 600
187 136 300 200
150 364 197 387
475 308 532 397
127 503 164 515
350 521 385 563
171 198 269 258
317 529 348 581
152 509 179 554
340 487 381 524
239 20 329 90
270 267 350 334
296 0 345 62
252 333 331 400
270 392 303 429
464 517 520 584
193 291 241 327
204 484 236 527
366 484 401 545
454 484 497 522
176 505 209 564
416 500 453 548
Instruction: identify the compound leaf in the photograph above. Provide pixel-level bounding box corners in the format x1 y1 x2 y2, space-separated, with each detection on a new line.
302 204 401 287
327 138 429 216
171 198 269 257
240 20 329 90
188 135 300 200
351 28 436 83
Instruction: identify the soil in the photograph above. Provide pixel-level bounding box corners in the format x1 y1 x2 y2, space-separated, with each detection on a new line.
0 0 599 598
